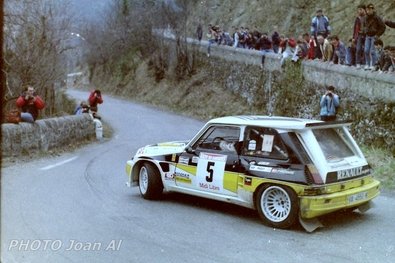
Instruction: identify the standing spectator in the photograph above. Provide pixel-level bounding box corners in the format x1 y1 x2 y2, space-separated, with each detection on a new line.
215 26 223 45
207 24 218 57
271 29 281 54
297 34 309 59
316 34 333 61
281 38 297 66
196 23 203 41
245 31 254 49
88 89 103 113
252 27 262 49
233 27 240 48
257 32 273 67
305 33 316 60
364 3 386 70
239 27 247 49
353 4 366 68
292 35 309 62
346 38 356 66
16 85 45 123
222 30 233 46
278 34 287 53
292 40 305 62
320 86 340 121
330 35 347 65
311 9 331 39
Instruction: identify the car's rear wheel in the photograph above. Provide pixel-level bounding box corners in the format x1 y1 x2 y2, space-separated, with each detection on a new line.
256 184 298 229
138 163 163 200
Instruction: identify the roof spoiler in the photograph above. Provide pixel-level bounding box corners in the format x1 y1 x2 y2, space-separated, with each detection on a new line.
305 120 353 128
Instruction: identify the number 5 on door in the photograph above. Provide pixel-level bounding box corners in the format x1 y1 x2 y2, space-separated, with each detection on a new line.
196 152 227 192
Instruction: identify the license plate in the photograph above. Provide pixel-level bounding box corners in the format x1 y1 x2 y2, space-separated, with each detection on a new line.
348 191 368 203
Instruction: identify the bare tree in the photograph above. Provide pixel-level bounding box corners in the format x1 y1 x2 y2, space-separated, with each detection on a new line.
152 0 197 80
4 0 74 115
82 0 197 86
82 0 159 83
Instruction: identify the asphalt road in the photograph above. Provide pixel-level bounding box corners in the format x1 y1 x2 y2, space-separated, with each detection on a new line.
1 89 395 263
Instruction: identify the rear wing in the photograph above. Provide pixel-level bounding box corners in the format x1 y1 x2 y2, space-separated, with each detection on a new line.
305 120 352 129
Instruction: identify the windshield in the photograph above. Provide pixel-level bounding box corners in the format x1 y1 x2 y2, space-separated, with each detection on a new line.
312 127 355 161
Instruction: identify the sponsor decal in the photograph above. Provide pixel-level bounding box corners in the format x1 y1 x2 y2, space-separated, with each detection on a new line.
175 172 190 179
199 182 220 191
192 156 199 164
337 167 370 180
271 168 295 175
164 173 175 180
179 156 189 165
257 161 270 166
175 171 192 184
250 165 272 173
171 154 176 162
199 152 227 162
244 177 252 186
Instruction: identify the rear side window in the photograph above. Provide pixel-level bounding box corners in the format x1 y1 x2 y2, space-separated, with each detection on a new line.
243 127 288 160
312 128 355 161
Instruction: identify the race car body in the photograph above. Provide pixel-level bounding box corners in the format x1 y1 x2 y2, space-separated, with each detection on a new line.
125 116 380 230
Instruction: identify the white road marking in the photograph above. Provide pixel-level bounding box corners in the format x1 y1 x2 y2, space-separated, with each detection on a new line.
40 156 78 170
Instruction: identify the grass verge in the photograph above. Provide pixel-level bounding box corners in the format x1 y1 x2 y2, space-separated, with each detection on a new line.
363 146 395 194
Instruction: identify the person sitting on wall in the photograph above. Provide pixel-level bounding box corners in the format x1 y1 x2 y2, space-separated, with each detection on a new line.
15 85 45 123
74 101 90 115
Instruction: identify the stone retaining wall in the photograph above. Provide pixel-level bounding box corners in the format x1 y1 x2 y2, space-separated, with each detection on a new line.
185 37 395 102
1 114 96 158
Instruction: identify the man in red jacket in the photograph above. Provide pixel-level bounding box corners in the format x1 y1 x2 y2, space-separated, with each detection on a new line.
88 89 103 113
16 86 45 123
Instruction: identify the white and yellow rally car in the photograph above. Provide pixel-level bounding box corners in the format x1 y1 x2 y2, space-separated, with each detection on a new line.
125 116 380 231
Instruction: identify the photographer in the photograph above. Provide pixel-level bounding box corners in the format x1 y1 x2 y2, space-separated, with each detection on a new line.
74 101 90 115
88 89 103 113
15 86 45 123
319 86 340 121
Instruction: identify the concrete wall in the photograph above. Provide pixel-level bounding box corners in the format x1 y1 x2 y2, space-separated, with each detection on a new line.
185 37 395 102
2 114 96 158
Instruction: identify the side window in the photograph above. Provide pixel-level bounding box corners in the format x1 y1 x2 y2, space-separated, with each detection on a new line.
193 126 240 153
244 127 288 159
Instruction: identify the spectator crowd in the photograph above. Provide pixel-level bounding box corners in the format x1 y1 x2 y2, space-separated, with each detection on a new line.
201 3 395 72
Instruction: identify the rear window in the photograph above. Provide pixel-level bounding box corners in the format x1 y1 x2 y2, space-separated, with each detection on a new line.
312 128 355 161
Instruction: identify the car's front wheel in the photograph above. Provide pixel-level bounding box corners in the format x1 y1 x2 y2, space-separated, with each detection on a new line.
256 184 298 229
138 163 163 200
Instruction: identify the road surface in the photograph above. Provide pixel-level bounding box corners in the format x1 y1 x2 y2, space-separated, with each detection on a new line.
1 89 394 263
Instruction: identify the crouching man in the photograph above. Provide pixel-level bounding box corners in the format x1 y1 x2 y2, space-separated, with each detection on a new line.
16 86 45 123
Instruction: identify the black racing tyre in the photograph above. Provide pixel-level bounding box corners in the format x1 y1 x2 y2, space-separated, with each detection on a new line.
255 184 299 229
138 163 163 200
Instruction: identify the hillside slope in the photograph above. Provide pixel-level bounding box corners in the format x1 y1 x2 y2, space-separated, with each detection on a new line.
187 0 395 46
